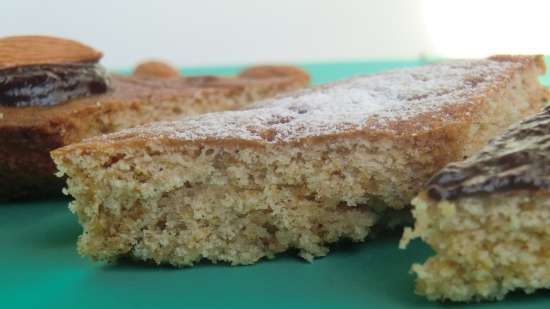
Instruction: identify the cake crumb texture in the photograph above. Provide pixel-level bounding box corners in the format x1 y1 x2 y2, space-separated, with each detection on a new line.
402 191 550 301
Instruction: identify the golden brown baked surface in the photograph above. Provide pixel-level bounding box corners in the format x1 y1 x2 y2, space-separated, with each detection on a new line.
1 65 309 199
0 35 102 69
52 55 547 267
74 55 547 148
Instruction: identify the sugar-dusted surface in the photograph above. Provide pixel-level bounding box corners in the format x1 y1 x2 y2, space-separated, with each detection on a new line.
98 56 537 143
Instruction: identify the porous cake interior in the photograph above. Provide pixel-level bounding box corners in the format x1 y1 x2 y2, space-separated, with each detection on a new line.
59 139 413 265
401 191 550 301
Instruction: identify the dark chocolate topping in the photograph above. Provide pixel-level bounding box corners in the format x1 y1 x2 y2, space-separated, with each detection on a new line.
427 106 550 200
0 63 110 107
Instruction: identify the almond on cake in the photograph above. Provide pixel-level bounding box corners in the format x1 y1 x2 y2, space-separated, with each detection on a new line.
52 55 547 266
0 35 309 199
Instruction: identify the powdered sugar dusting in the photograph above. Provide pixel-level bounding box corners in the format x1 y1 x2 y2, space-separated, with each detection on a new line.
110 58 526 143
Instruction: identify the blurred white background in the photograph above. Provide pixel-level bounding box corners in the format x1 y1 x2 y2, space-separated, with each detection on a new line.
1 0 549 68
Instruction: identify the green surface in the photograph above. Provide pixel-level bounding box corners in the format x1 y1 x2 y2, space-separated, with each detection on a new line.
2 60 550 309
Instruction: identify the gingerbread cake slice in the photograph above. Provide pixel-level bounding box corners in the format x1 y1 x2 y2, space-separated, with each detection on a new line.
52 55 548 266
0 35 309 199
401 106 550 302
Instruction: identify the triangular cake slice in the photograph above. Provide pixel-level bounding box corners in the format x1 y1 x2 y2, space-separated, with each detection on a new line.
52 56 548 266
401 106 550 302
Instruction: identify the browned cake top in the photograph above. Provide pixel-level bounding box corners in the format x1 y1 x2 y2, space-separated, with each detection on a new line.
82 55 544 146
427 106 550 200
0 65 309 127
0 35 102 69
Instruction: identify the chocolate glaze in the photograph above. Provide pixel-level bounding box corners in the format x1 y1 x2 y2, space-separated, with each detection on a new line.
0 63 110 107
427 106 550 200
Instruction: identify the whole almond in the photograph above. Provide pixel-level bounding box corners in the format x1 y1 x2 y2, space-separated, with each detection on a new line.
133 60 180 78
0 35 103 70
239 65 309 84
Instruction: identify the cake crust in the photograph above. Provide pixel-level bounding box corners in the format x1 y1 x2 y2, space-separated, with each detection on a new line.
65 55 547 149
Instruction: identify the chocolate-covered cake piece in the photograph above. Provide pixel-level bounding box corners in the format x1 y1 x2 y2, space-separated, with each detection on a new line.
401 106 550 302
0 35 309 200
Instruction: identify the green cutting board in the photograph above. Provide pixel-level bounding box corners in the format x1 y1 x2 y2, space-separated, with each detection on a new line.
2 59 550 309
